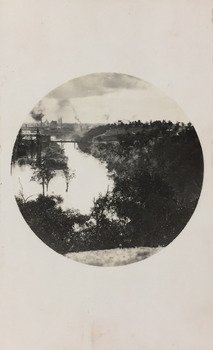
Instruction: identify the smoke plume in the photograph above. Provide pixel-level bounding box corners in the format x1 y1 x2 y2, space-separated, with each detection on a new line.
70 101 81 124
30 102 45 122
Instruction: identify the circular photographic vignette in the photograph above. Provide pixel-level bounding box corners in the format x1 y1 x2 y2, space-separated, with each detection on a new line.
11 73 204 266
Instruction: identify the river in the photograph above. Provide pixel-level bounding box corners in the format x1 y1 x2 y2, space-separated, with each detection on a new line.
12 143 113 215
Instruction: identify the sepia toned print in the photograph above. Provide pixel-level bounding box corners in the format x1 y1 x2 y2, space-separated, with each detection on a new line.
11 73 203 266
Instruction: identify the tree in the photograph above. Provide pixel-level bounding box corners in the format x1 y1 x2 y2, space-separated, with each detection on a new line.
88 190 127 249
17 178 35 203
44 144 68 169
16 194 89 254
77 120 203 249
31 158 56 195
62 167 75 192
30 142 75 195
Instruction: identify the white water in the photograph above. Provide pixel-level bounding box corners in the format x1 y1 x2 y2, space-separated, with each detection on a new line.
12 143 113 214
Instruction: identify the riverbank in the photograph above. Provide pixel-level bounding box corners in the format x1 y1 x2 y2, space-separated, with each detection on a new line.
12 142 113 215
66 246 163 266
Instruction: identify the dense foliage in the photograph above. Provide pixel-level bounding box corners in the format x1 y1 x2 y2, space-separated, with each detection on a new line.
79 120 203 247
30 143 74 195
16 195 88 254
16 121 204 254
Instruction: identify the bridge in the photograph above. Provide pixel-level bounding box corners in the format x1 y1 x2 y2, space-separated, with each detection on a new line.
56 139 78 148
57 140 78 143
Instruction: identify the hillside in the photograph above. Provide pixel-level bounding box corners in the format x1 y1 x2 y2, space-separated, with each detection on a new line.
77 120 203 248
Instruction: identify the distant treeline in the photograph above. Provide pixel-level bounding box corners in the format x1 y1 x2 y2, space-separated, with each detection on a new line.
16 120 204 254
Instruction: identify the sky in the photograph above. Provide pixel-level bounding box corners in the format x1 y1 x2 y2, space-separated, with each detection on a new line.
25 73 188 124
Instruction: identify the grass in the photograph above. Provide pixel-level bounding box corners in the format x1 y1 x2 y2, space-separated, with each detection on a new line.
66 246 163 267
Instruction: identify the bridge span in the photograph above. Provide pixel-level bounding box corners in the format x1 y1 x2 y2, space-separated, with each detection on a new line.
57 139 78 148
57 140 78 143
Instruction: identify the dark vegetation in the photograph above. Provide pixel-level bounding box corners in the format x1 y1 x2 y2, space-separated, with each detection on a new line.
30 142 75 195
15 120 204 255
16 195 88 254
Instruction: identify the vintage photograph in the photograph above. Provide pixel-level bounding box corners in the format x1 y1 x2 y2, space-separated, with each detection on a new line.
11 73 204 266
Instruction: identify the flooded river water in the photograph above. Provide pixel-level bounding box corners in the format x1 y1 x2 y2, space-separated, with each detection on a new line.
12 143 113 214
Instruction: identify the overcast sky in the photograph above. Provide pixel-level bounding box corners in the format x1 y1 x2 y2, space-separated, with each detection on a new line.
25 73 188 124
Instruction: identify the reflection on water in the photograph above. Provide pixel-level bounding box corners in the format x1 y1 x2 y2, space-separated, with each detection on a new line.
12 143 113 214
